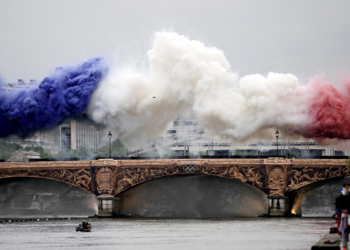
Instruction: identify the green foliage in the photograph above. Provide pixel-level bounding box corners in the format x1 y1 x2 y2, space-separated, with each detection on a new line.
346 157 350 166
54 146 95 159
0 143 53 161
287 147 302 159
187 150 200 157
142 148 179 159
0 142 23 161
23 145 52 159
345 157 350 175
95 139 127 158
162 149 179 158
0 139 129 161
234 150 256 156
199 151 207 156
55 140 128 159
142 151 160 158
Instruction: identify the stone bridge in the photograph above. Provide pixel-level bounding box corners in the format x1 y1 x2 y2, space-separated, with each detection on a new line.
0 157 348 216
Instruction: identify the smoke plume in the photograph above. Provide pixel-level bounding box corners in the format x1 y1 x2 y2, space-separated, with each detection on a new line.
0 58 107 137
87 32 313 146
1 32 349 146
305 78 350 139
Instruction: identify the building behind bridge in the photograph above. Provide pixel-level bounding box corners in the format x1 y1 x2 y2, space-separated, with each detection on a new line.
3 120 104 155
126 113 346 158
1 79 104 155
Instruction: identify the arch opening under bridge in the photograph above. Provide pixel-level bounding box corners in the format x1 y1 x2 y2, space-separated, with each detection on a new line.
286 176 345 217
0 177 98 218
113 165 268 196
115 174 268 218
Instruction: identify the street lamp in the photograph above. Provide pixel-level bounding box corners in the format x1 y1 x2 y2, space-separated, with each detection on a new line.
275 130 279 156
108 131 112 158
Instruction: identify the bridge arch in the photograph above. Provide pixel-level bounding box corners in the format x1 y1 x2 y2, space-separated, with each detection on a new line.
287 176 345 217
0 166 94 194
0 177 98 217
0 175 95 195
115 172 268 196
112 163 267 196
115 174 268 217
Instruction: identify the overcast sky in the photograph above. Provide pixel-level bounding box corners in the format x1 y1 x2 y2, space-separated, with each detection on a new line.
0 0 349 84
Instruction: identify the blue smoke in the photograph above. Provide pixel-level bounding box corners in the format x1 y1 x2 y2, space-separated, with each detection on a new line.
0 58 107 137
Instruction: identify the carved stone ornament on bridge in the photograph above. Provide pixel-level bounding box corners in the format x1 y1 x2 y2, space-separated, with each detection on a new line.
268 167 285 195
112 163 268 195
0 158 348 197
0 167 93 192
183 165 198 173
96 167 115 195
75 169 92 190
287 165 349 191
204 165 266 191
113 166 181 194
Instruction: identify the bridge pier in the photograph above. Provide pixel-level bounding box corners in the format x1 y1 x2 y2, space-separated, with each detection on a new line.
268 194 289 217
97 196 120 217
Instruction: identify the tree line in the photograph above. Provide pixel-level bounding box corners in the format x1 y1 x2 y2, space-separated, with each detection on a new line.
0 139 127 161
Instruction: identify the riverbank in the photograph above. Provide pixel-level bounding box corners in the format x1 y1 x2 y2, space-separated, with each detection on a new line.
0 217 84 223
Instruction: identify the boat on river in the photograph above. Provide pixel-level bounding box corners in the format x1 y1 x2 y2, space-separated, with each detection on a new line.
76 222 91 232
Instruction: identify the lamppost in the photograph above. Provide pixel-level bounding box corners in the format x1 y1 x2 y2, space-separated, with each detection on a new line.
108 131 112 158
275 130 279 156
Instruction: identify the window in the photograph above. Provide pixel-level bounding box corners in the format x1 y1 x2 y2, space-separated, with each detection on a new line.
61 127 71 148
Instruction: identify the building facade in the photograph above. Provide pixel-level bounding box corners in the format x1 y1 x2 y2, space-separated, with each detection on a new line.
165 115 345 157
1 79 104 154
124 113 346 157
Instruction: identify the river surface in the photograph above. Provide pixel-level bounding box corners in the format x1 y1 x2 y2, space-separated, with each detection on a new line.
0 217 334 250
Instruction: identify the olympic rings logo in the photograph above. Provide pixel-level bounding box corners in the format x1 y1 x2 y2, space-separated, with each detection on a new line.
183 165 198 173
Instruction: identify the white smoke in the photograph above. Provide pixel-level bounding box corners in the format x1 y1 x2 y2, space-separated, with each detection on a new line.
87 32 310 147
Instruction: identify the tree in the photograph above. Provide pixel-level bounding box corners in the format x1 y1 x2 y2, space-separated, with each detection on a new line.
0 143 53 161
95 139 127 158
53 146 97 159
0 142 23 161
288 147 302 159
346 157 350 175
23 145 52 159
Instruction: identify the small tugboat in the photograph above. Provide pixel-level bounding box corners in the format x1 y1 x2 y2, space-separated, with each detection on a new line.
76 220 92 232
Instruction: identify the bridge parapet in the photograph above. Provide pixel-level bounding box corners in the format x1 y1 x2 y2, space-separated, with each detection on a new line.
287 159 348 191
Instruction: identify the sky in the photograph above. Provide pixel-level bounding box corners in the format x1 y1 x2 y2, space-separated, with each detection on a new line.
0 0 349 85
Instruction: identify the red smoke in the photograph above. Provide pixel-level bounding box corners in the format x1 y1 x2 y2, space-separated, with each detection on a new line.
305 78 350 139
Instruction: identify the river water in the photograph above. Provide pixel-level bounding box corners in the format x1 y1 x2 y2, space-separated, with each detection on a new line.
0 217 334 250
